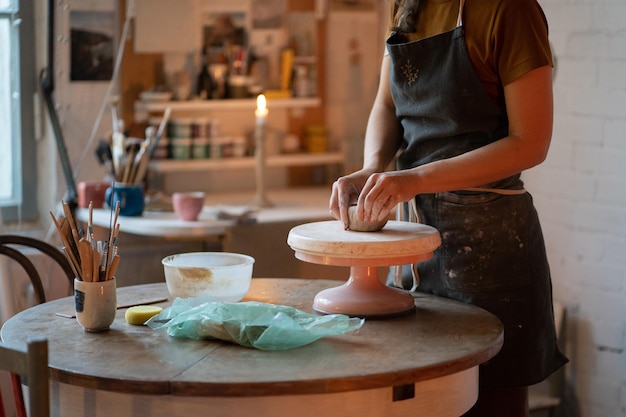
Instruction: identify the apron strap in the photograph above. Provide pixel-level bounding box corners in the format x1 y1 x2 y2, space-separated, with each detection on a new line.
456 0 465 27
463 187 527 195
394 199 420 292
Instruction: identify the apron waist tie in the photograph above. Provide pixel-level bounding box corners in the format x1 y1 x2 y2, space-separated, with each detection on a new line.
463 187 527 195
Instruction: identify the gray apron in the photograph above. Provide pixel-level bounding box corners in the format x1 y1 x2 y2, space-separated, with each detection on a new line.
386 0 567 388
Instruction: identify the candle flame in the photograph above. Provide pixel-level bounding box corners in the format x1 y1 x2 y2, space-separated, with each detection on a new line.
256 94 267 112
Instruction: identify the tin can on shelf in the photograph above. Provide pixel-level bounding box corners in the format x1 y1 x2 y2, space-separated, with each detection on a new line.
192 117 211 139
210 119 221 138
210 137 223 159
192 138 210 159
305 123 328 153
171 138 193 160
169 118 194 139
232 136 247 157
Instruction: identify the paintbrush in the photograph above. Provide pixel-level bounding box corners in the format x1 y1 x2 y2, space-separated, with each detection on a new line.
111 131 125 181
131 140 150 184
109 95 121 134
95 139 115 178
49 211 81 279
78 238 93 282
148 107 171 158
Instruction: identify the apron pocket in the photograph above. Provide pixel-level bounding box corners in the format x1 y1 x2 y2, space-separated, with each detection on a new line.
433 191 533 293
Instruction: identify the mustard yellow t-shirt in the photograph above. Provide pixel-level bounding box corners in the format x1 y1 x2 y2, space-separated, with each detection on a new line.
388 0 552 109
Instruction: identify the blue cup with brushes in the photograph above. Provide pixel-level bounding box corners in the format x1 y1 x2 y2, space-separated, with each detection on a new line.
105 183 144 217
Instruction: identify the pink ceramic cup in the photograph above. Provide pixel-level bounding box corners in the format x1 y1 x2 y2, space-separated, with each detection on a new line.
172 191 206 221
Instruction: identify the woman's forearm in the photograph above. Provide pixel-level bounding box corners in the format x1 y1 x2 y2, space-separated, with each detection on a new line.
362 57 403 173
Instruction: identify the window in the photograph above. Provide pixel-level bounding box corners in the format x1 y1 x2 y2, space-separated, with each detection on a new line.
0 0 37 222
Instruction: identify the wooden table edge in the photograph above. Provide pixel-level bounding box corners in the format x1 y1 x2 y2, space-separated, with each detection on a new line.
2 279 504 397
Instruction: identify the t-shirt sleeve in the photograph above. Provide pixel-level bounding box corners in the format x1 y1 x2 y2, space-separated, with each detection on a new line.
492 0 553 86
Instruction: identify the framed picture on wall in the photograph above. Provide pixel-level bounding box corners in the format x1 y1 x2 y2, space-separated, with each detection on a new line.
251 0 286 29
69 10 115 81
202 11 249 49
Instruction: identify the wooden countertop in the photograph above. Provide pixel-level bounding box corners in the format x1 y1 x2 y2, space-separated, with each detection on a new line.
1 279 503 397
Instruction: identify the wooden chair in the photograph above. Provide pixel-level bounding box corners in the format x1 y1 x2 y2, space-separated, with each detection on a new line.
0 235 74 304
0 235 72 417
0 338 49 417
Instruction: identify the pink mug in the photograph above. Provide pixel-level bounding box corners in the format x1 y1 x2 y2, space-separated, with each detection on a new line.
172 192 206 221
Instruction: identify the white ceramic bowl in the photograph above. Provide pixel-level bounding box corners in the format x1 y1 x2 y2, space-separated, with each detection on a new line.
162 252 255 302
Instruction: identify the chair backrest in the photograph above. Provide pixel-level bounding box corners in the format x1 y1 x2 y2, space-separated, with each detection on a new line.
0 338 49 417
0 236 68 417
0 235 74 304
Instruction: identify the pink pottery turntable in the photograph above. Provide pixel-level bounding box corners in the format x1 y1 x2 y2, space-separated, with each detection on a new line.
287 220 441 317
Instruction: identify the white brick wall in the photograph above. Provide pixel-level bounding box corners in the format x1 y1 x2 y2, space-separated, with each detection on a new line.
524 0 626 416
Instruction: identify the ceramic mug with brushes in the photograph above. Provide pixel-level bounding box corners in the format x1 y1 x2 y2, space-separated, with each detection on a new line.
105 183 145 217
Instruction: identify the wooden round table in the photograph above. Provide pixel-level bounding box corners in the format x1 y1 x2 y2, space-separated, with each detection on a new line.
1 279 503 417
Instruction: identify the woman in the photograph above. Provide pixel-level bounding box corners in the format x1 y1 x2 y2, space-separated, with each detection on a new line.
329 0 568 415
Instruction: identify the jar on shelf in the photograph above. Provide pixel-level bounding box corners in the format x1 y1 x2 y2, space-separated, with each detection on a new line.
305 123 328 153
192 117 211 139
210 137 224 159
192 138 210 159
232 136 247 157
294 65 309 98
171 138 193 160
169 118 194 139
228 75 251 99
173 71 191 101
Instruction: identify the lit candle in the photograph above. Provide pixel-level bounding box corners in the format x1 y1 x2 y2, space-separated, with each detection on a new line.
255 94 268 126
252 93 272 207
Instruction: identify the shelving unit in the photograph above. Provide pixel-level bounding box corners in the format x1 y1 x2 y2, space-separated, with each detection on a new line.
134 97 322 121
138 96 342 176
121 0 334 191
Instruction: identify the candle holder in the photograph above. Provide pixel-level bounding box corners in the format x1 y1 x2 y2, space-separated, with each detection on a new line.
252 125 273 208
252 94 273 208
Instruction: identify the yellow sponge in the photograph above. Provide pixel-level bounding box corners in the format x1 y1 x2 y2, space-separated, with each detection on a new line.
125 305 163 325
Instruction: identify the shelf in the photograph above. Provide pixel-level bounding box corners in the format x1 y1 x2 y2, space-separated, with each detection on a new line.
149 152 345 173
293 55 317 65
136 97 321 115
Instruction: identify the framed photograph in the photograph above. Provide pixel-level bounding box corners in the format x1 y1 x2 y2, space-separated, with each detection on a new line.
202 11 249 49
69 10 115 81
251 0 286 30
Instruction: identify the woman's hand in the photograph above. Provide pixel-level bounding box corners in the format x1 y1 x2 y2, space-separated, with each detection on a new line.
357 170 420 222
330 169 419 230
329 170 371 229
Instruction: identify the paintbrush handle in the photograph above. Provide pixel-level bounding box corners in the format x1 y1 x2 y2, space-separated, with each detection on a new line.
50 212 81 276
107 255 120 281
78 239 93 282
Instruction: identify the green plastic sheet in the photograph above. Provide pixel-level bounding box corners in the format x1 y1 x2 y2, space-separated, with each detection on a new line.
146 296 364 350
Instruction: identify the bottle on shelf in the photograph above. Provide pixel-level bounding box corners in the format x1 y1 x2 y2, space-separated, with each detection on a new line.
197 49 214 100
